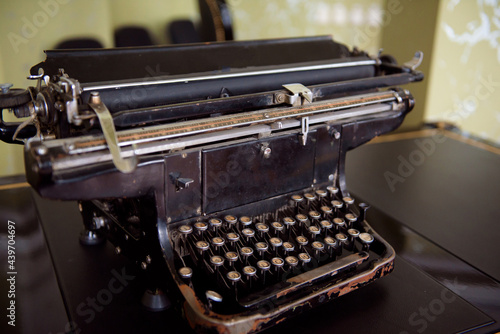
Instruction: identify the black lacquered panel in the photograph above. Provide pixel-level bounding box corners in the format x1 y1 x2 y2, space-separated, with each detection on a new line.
202 133 317 214
346 133 500 282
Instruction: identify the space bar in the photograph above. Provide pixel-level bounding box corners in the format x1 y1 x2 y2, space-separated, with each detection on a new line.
239 251 369 308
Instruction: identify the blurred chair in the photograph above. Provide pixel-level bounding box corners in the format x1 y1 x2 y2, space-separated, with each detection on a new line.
168 20 201 44
114 26 154 47
55 38 103 49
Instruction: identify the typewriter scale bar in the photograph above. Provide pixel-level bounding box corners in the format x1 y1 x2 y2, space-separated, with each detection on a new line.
38 90 408 172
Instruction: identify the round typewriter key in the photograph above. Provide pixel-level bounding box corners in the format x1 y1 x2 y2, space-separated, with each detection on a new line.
298 252 311 265
226 232 240 246
255 242 268 256
212 237 225 246
332 200 343 216
309 210 321 221
295 214 308 225
257 260 271 284
335 233 348 244
269 237 283 255
239 216 252 227
296 236 308 250
240 246 253 264
312 241 325 259
320 220 333 235
196 240 210 254
291 194 304 214
347 228 360 251
269 237 283 247
333 217 345 232
178 267 193 279
257 260 271 271
224 215 237 229
347 228 360 239
240 246 253 256
283 241 295 253
326 186 339 197
227 271 241 282
194 222 208 235
178 225 193 235
255 223 269 237
308 225 321 241
242 266 257 288
211 237 225 253
359 232 374 251
320 205 333 217
324 236 337 256
304 193 316 202
206 290 223 309
343 197 354 205
241 228 255 242
210 255 224 273
271 257 284 273
335 233 348 255
285 256 299 268
315 189 328 198
226 251 239 259
243 265 257 277
210 255 224 266
271 222 284 235
225 251 239 267
345 213 357 227
209 218 222 234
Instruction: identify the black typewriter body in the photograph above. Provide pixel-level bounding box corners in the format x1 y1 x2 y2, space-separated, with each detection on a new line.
0 36 422 333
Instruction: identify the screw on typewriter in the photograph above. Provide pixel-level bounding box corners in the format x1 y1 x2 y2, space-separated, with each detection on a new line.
1 36 424 333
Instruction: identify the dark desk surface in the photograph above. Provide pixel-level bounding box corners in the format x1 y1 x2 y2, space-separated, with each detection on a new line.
1 129 499 334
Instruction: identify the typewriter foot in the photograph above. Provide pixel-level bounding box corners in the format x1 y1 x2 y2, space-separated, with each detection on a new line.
79 229 106 246
141 288 171 311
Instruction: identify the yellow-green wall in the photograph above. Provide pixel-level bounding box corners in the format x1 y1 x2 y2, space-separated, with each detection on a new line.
0 0 386 177
425 0 500 143
1 0 499 177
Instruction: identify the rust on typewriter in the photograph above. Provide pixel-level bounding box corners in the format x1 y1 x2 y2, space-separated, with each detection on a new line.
0 36 422 333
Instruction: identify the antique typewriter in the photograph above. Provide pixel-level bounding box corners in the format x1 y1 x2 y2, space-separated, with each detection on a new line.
0 36 423 333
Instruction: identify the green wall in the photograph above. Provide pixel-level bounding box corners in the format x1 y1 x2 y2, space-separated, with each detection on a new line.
1 0 499 177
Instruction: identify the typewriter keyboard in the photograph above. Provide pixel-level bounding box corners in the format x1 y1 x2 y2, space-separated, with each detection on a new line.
170 188 384 312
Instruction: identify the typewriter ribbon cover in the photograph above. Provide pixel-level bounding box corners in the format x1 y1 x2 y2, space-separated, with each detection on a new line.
0 36 423 333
